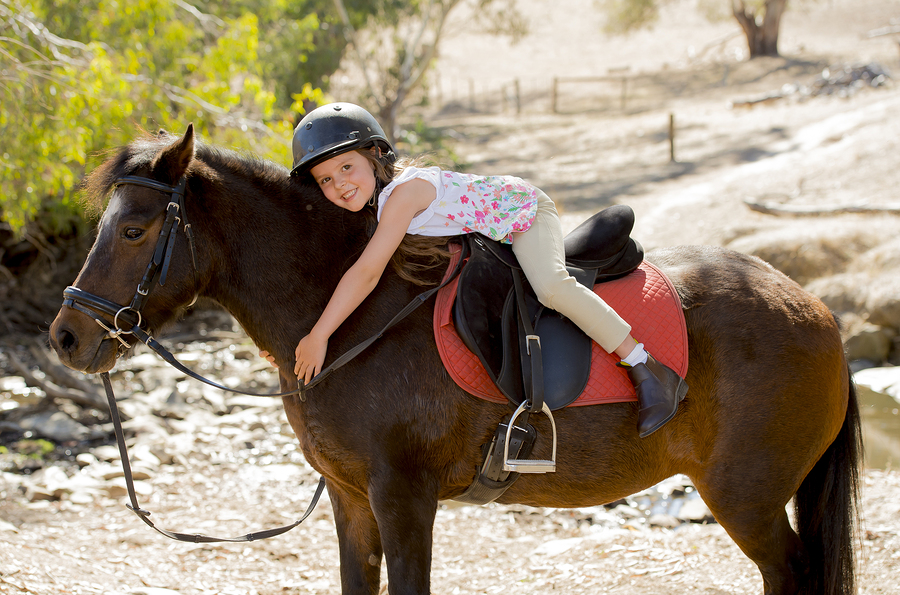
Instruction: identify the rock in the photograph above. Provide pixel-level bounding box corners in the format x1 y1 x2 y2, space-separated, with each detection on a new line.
648 514 681 528
530 536 584 557
865 273 900 329
24 485 56 501
845 322 895 363
76 453 99 467
18 410 89 442
726 225 876 285
854 367 900 402
805 273 870 314
105 477 152 498
69 490 97 505
0 519 18 532
676 496 714 523
92 445 121 462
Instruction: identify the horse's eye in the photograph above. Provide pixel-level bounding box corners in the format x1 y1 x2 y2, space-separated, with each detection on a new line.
123 227 144 240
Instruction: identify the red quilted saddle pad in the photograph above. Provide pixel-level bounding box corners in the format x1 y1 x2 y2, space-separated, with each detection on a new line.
433 248 688 406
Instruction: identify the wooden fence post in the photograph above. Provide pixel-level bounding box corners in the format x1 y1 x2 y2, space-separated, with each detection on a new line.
515 78 521 115
669 113 676 162
552 77 558 113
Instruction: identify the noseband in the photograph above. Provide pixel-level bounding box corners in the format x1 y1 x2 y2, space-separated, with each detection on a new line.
63 175 198 349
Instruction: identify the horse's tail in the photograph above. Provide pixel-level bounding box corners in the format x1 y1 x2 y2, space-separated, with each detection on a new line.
793 365 863 595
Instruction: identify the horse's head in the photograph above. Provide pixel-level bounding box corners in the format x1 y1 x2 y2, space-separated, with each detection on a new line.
50 125 203 373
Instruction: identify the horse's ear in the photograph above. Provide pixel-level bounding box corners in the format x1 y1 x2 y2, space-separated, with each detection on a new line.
152 123 194 183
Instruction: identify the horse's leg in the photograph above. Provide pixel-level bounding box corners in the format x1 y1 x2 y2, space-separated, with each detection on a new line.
328 482 384 595
367 468 439 595
698 488 805 595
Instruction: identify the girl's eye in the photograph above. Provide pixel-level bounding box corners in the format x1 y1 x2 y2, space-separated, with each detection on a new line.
123 227 144 240
319 177 330 186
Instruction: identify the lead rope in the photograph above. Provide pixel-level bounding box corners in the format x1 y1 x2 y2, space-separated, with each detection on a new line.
100 371 325 543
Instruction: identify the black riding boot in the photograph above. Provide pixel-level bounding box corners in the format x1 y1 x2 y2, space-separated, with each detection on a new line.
618 354 688 438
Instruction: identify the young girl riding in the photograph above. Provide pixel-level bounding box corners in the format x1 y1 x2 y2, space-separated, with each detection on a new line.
277 102 686 438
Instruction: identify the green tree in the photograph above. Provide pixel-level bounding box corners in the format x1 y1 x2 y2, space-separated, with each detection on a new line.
602 0 789 58
330 0 526 143
0 0 314 234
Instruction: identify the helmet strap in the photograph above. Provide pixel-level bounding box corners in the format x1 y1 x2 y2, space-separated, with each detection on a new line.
369 177 384 208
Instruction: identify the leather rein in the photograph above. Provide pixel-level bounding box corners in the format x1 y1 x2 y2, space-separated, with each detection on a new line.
61 172 464 542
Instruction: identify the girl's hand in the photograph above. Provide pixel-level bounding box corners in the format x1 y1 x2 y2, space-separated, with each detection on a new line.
294 333 328 384
258 349 279 368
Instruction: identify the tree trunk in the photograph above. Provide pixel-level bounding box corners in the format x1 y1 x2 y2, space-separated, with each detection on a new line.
731 0 788 58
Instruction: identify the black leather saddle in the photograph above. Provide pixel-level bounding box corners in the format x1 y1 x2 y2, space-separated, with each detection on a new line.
452 204 643 411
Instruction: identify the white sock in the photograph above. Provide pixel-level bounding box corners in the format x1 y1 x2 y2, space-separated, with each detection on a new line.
621 342 648 367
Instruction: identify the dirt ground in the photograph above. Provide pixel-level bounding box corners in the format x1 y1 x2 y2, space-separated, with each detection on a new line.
3 0 900 593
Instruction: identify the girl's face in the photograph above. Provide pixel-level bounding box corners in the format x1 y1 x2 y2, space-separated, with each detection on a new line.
309 149 378 212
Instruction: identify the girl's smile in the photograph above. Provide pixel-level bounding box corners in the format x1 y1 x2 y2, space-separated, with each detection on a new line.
310 149 378 212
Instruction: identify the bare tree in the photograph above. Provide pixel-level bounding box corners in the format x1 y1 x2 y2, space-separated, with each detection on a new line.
330 0 525 142
602 0 790 59
731 0 788 57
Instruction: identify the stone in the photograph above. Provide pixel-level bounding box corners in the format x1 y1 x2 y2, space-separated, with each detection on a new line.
866 273 900 329
727 225 877 285
845 323 895 363
648 514 681 528
676 496 714 523
854 367 900 402
92 444 121 462
105 477 152 498
19 410 89 442
24 485 56 501
76 453 99 467
804 273 870 314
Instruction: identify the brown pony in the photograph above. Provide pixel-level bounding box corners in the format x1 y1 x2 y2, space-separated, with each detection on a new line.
49 126 861 595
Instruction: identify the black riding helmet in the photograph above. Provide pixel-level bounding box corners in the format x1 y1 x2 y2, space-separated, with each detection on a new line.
290 102 396 177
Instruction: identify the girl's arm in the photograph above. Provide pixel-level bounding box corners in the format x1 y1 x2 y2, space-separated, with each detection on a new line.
294 178 437 382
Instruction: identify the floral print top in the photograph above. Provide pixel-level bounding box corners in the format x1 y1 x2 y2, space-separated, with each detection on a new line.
377 166 539 244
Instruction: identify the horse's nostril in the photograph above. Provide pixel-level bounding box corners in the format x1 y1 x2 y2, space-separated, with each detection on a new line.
57 328 77 352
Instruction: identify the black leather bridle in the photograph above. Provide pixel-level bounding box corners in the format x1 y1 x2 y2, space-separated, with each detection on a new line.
61 174 326 543
63 175 198 350
60 172 465 543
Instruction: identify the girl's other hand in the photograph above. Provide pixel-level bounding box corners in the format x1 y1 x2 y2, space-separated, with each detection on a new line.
258 349 279 368
294 333 328 384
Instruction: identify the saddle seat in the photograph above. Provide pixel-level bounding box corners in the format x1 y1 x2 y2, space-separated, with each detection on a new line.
452 204 644 411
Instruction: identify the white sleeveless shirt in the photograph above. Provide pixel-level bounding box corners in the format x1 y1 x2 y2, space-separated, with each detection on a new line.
376 166 539 244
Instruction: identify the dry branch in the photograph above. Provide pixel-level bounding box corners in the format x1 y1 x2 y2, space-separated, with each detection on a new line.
6 349 106 410
744 199 900 216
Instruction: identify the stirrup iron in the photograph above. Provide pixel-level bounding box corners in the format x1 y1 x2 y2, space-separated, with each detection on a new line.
502 400 557 473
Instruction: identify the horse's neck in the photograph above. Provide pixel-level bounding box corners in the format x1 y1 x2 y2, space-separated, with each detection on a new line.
197 180 370 364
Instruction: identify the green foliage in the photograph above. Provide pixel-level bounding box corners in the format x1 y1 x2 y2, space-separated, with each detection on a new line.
599 0 660 34
15 438 55 458
0 0 327 235
396 117 462 168
0 0 496 236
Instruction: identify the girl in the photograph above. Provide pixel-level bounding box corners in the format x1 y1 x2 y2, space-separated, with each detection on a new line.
277 102 686 438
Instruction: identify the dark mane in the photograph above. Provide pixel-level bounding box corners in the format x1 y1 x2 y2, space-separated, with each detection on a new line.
81 130 289 214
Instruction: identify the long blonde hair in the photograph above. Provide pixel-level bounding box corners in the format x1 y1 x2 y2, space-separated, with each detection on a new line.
359 149 453 286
